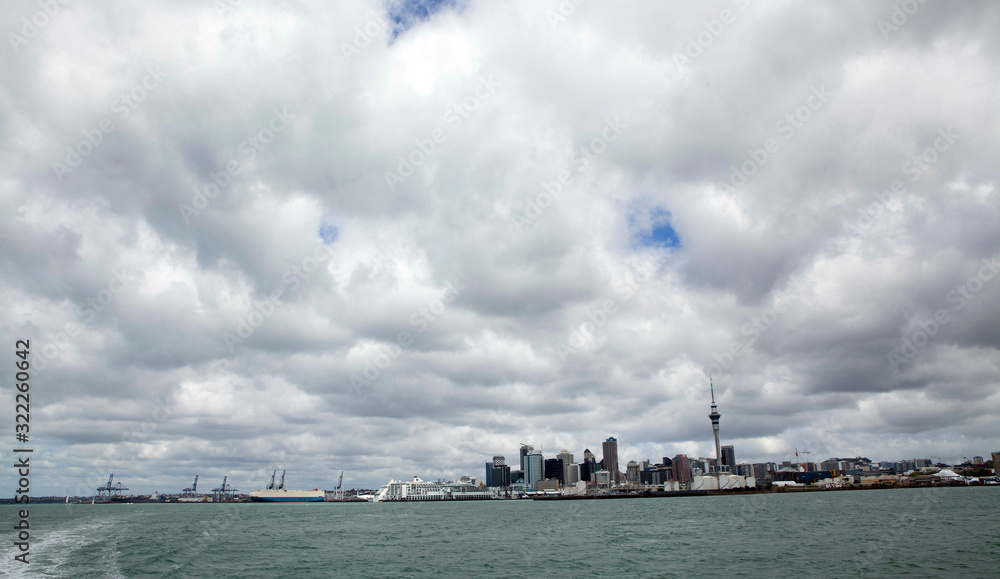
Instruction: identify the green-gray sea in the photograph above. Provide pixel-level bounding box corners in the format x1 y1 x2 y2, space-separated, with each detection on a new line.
2 487 997 577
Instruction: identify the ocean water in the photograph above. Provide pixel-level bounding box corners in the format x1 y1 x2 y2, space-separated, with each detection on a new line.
1 487 997 577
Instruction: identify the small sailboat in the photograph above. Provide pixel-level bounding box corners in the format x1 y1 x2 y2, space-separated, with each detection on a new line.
65 495 69 504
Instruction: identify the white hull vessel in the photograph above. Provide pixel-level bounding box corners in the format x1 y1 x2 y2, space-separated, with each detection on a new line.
371 476 494 502
249 489 324 502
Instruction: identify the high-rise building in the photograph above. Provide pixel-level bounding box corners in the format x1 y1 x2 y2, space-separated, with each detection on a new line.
721 445 736 472
525 450 544 490
625 460 640 482
602 437 621 484
565 463 581 486
640 464 673 485
672 454 692 483
752 462 775 480
708 377 722 469
557 449 574 469
579 448 597 482
544 458 565 483
486 455 507 487
520 444 534 473
489 464 511 487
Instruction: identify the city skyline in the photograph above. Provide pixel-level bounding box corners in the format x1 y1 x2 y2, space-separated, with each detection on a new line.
2 0 998 497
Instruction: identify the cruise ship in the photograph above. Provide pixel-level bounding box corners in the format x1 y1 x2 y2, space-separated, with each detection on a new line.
370 476 494 502
249 470 324 503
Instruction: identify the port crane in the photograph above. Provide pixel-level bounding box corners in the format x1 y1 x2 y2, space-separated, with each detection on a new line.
212 476 238 501
334 471 344 501
266 470 287 490
183 475 199 496
96 474 129 499
97 474 114 498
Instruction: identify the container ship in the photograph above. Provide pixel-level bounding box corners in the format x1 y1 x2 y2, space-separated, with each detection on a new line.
249 470 324 502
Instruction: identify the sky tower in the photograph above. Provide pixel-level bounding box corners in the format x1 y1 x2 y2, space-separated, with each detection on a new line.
708 376 722 471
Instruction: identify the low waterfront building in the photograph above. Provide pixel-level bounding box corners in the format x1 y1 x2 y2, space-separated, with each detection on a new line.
690 474 753 491
535 479 560 492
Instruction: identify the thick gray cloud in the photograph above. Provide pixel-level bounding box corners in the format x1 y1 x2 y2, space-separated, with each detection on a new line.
1 0 998 495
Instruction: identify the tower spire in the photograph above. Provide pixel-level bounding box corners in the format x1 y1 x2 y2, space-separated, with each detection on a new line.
708 374 722 472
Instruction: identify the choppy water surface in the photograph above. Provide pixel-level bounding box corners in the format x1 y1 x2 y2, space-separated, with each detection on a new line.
2 487 997 577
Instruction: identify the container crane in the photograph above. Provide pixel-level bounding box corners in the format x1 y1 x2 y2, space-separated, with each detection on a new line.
212 476 238 501
183 475 199 496
334 471 344 501
97 474 114 498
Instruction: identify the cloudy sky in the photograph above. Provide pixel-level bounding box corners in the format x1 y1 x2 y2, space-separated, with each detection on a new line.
1 0 998 495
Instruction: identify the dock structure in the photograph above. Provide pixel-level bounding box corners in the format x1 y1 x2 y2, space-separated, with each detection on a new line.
212 476 239 501
182 475 199 497
96 474 129 499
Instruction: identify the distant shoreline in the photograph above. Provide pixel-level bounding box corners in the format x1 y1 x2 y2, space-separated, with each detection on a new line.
2 483 995 505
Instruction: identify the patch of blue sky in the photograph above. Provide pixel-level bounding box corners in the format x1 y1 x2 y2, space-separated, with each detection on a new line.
386 0 459 39
319 221 339 244
629 207 681 249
